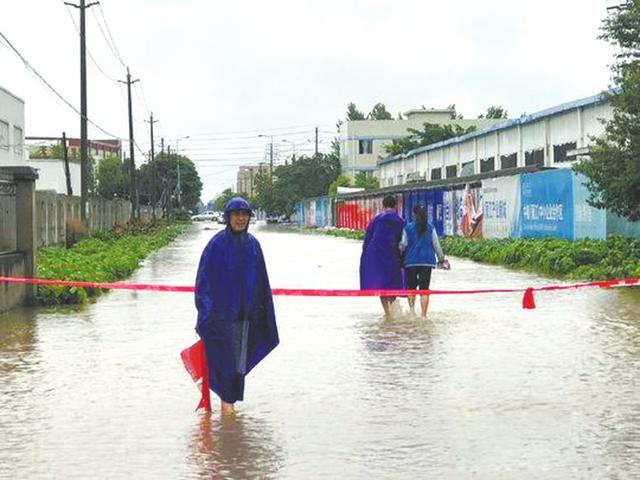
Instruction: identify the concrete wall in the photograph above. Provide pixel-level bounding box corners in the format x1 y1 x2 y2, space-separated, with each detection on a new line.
35 191 160 247
0 252 26 313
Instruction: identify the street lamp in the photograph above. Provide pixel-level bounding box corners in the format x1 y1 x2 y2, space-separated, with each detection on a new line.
281 139 296 163
258 134 274 177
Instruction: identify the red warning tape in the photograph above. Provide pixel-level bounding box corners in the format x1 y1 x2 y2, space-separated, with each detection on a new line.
1 276 638 309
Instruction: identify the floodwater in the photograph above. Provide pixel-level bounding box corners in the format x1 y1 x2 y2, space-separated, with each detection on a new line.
1 224 639 479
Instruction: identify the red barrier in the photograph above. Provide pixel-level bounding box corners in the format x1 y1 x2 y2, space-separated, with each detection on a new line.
1 276 638 309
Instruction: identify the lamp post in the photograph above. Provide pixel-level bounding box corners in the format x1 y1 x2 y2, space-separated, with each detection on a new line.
281 139 296 163
258 134 274 178
175 135 190 210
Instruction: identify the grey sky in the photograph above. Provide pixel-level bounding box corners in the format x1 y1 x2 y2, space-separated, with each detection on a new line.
1 0 616 203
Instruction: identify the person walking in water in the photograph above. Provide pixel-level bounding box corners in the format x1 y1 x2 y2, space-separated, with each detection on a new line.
399 203 446 318
194 197 279 415
359 195 405 316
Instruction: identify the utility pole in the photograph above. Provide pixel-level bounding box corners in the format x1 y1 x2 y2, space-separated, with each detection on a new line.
62 132 73 195
315 127 319 156
118 67 139 221
177 161 182 210
65 0 98 224
269 141 273 178
145 113 158 220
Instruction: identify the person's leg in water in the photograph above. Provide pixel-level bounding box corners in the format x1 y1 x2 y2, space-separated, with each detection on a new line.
407 294 416 312
418 267 433 319
419 294 430 318
406 267 418 313
380 296 393 315
221 400 235 415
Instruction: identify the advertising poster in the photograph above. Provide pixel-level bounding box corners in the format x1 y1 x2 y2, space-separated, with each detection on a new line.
482 175 520 239
518 169 573 239
572 173 606 240
443 190 455 236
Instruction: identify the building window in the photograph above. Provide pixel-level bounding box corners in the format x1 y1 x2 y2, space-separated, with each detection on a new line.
431 167 442 180
480 157 495 173
500 153 517 169
525 149 544 167
13 126 23 155
461 161 475 176
446 165 457 178
358 139 373 155
0 120 9 150
553 142 577 163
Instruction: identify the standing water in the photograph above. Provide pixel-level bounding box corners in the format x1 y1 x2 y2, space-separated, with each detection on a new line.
1 224 639 479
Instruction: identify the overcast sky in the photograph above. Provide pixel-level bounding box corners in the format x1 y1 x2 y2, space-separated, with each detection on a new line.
1 0 617 202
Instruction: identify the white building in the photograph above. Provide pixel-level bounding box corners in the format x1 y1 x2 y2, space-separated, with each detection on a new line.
0 85 26 166
377 93 613 187
27 158 81 195
339 108 502 179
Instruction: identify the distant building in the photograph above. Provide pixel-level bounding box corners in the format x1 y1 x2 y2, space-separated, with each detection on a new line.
0 85 26 166
236 163 268 197
339 107 502 179
25 136 122 195
377 92 613 187
27 137 122 161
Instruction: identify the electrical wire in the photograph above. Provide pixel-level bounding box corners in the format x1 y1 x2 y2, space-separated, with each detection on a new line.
0 30 123 140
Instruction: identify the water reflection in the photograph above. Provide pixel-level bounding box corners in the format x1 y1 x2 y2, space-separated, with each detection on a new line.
186 412 283 479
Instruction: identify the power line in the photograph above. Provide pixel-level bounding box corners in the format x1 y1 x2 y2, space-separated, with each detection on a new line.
94 2 126 67
0 29 122 140
61 1 120 82
171 124 335 138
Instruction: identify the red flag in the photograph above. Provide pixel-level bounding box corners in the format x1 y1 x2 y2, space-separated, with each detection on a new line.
180 340 211 412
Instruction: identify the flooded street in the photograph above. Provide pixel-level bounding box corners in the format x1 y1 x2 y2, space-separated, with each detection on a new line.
1 224 639 479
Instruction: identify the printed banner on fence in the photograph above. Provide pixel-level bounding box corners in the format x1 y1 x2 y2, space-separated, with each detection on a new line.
456 185 483 238
572 172 606 240
518 169 573 239
482 175 520 239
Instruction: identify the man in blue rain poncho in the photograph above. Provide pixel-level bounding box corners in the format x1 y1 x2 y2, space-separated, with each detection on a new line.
195 197 279 415
359 195 405 316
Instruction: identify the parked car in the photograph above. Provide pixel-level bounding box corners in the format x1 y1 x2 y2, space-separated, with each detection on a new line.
191 211 218 222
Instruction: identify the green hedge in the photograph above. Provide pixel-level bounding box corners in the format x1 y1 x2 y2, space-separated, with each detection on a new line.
36 223 186 305
441 236 640 280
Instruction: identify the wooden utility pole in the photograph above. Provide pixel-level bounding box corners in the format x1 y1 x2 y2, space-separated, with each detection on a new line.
315 127 319 156
65 0 98 223
145 113 159 220
118 67 139 221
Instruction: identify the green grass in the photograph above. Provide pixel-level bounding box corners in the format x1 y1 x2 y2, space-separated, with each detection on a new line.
36 223 186 305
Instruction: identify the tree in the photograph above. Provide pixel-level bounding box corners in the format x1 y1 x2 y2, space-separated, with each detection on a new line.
478 105 508 119
96 155 127 199
212 188 237 211
346 103 366 120
253 153 341 215
138 152 203 214
354 171 379 190
573 2 640 221
328 175 351 195
367 103 393 120
384 122 477 156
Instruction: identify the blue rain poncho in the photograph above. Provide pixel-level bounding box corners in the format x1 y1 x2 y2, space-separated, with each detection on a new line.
194 198 279 403
359 209 405 290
